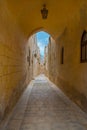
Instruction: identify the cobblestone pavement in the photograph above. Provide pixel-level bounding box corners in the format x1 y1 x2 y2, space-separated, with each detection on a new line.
3 75 87 130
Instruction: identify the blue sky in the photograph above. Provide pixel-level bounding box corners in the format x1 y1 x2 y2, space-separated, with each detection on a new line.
36 31 50 56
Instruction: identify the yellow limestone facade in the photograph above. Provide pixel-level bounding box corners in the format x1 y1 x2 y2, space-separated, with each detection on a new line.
0 1 27 121
45 32 87 112
26 34 41 83
0 0 87 122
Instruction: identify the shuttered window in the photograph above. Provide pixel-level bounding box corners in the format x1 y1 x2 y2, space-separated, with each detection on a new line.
81 31 87 63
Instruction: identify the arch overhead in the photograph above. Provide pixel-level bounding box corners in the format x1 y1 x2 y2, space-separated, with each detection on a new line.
6 0 86 41
28 27 55 40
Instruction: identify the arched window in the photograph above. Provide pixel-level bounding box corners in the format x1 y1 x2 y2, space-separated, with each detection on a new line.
81 30 87 62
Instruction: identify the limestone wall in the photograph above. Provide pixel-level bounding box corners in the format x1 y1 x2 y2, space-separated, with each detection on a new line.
47 5 87 112
26 34 41 82
0 1 29 121
44 46 49 76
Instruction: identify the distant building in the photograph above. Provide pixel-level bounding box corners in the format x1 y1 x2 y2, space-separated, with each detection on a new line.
26 34 41 81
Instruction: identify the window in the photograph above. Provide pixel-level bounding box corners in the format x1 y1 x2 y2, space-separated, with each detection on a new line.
29 48 30 66
61 47 64 64
81 30 87 62
27 48 30 66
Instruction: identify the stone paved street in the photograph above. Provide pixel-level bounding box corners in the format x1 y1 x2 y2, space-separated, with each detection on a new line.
3 75 87 130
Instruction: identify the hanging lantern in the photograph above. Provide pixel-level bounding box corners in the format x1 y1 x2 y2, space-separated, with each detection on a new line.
41 4 48 19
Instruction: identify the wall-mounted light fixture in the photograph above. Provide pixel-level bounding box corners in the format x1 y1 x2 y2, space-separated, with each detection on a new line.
41 4 48 19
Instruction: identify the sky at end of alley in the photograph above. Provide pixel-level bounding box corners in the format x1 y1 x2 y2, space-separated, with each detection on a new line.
36 31 50 56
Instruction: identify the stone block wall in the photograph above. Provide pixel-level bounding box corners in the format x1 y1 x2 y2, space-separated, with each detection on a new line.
46 4 87 112
0 1 28 121
26 34 41 82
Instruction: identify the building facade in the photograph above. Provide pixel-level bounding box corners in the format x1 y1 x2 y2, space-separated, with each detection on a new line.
26 34 41 82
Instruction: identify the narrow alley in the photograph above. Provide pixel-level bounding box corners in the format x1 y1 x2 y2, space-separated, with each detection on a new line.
1 1 87 130
2 75 87 130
